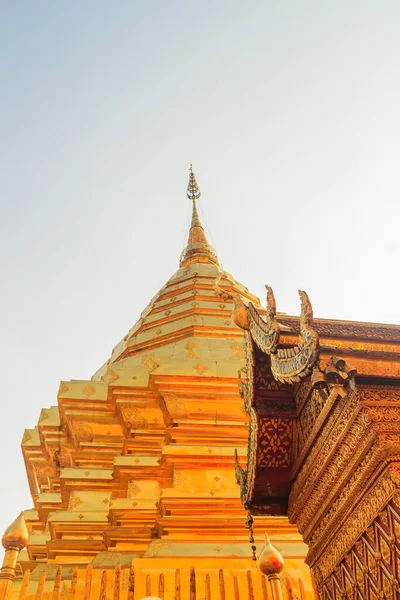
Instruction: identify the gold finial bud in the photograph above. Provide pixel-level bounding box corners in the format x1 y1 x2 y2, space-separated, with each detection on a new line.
2 513 29 551
257 533 284 577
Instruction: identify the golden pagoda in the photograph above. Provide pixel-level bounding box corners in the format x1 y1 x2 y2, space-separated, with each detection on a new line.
2 169 314 600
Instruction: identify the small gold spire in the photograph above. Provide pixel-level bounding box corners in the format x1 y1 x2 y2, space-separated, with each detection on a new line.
180 166 219 268
2 514 29 551
257 532 284 577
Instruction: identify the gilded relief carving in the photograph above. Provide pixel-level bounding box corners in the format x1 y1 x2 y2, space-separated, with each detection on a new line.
163 393 188 419
291 410 376 532
173 470 188 487
119 406 148 429
359 386 400 403
38 410 49 424
254 352 286 391
241 331 255 416
58 382 69 395
365 405 400 424
127 480 141 498
314 470 398 583
318 497 400 598
141 354 160 373
306 443 383 563
277 317 400 343
68 494 83 510
22 430 33 444
82 384 95 398
185 341 198 358
142 539 173 557
69 420 94 443
56 447 72 468
107 368 120 383
294 380 313 410
258 418 292 468
289 390 360 517
298 388 327 440
193 362 208 375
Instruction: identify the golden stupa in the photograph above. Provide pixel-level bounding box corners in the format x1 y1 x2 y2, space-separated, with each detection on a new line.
1 168 313 600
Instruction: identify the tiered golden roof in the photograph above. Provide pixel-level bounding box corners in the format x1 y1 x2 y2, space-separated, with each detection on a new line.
4 169 313 600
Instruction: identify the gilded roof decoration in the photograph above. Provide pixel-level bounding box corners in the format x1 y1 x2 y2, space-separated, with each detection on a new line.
278 315 400 342
214 274 249 330
225 283 320 385
246 286 280 354
270 290 319 384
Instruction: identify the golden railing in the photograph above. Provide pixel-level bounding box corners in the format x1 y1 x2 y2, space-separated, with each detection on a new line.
0 515 307 600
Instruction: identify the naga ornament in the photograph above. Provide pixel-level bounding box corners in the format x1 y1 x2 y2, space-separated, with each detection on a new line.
270 290 319 383
213 273 249 330
219 275 320 385
247 285 280 354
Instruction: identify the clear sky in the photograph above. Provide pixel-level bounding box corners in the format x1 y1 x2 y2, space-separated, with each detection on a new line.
1 0 400 535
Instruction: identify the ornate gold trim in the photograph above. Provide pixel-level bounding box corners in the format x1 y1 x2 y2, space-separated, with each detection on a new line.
246 286 280 354
270 291 319 384
314 468 398 582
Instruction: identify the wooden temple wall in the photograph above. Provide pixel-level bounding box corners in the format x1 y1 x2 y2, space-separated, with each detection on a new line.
319 499 400 600
9 564 308 600
287 382 400 600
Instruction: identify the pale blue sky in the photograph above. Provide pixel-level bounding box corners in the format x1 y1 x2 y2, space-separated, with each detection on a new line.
1 1 400 534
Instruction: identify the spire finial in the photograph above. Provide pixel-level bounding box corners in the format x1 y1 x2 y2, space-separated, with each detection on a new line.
180 166 219 268
187 164 201 201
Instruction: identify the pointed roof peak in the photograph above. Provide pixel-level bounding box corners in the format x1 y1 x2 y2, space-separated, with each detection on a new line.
180 166 219 268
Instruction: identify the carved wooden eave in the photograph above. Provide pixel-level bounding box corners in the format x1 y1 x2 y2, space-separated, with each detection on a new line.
289 380 400 597
232 285 400 598
227 286 321 513
278 314 400 378
235 334 297 515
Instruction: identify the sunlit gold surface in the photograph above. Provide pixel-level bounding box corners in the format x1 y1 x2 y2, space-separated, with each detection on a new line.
5 172 314 599
9 171 400 600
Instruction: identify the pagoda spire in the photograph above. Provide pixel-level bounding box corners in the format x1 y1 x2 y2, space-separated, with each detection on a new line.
180 165 220 267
